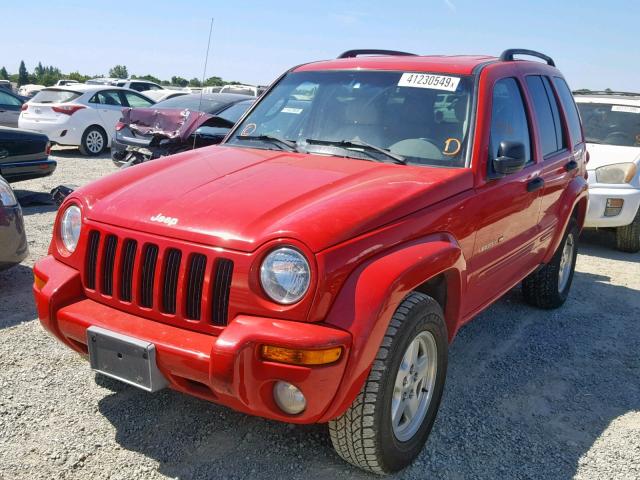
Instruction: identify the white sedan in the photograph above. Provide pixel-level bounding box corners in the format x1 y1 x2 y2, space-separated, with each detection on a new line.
18 85 154 156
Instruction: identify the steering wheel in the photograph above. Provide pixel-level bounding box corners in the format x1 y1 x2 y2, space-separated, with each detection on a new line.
389 138 445 161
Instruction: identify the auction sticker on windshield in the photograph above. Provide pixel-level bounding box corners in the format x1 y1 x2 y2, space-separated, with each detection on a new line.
612 105 640 114
398 73 460 92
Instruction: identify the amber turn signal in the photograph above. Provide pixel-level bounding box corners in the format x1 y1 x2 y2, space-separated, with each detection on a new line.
261 345 342 366
33 273 46 290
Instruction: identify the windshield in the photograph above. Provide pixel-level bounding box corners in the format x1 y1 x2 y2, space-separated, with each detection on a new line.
226 70 473 167
577 102 640 147
31 89 81 104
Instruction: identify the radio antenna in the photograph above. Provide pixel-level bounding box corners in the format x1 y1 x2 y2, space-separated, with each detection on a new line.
193 17 214 150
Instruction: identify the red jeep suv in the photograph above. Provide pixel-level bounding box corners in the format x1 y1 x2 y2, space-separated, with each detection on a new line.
34 49 587 473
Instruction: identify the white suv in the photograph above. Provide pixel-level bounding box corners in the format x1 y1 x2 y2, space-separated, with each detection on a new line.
575 91 640 252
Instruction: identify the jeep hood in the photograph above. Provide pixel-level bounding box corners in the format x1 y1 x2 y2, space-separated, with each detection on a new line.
77 146 473 252
586 143 640 170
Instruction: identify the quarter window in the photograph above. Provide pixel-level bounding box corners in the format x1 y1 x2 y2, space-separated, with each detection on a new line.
490 78 531 166
553 77 584 148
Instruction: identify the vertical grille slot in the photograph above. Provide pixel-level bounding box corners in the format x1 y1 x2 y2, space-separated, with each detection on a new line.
212 258 234 326
140 244 159 308
161 249 182 314
185 254 207 320
85 231 100 290
100 235 118 295
119 239 137 302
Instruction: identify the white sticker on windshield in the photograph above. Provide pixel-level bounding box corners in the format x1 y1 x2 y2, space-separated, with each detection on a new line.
398 73 460 92
282 107 303 114
612 105 640 114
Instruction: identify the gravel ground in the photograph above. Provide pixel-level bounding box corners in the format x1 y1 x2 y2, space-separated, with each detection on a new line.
1 147 639 480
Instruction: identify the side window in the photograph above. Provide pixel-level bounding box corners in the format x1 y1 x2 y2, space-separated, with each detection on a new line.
525 75 566 157
553 77 583 148
541 77 566 151
0 91 22 107
490 78 531 166
96 91 123 106
123 92 154 108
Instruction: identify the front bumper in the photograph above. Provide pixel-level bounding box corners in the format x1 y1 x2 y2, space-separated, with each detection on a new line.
33 255 351 423
584 182 640 228
0 204 28 271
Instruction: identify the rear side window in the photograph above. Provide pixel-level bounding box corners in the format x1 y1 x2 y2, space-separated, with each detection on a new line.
490 78 531 165
31 89 81 104
90 91 124 106
525 76 566 157
553 77 583 147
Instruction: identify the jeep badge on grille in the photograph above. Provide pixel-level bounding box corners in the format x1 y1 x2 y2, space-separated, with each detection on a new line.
150 214 178 226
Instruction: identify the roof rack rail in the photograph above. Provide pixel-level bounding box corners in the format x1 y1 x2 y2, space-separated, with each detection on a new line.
499 48 555 67
338 49 417 59
573 89 640 97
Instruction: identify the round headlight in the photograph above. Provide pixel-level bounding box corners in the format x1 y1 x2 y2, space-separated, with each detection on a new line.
260 247 310 304
60 205 82 253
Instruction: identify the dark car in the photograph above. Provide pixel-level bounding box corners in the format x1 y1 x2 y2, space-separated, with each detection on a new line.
111 93 254 167
0 127 56 183
0 89 26 128
0 176 28 271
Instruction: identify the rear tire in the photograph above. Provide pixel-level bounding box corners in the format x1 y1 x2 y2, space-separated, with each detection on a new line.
79 126 107 156
522 220 579 309
328 292 448 474
615 208 640 253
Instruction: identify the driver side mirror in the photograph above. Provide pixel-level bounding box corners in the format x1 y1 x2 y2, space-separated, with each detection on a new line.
493 141 527 175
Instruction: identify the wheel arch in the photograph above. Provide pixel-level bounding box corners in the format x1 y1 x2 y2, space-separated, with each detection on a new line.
319 232 466 422
542 176 588 264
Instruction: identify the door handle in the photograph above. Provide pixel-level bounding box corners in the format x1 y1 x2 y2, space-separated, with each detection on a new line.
527 177 545 192
565 160 578 172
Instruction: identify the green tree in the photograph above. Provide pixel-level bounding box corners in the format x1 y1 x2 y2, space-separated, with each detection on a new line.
18 61 29 86
67 71 90 83
188 77 202 87
171 76 188 87
136 74 162 84
0 67 8 80
109 65 129 79
203 75 224 86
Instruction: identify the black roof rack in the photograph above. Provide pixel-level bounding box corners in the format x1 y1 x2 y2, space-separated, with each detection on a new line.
338 49 417 59
499 49 555 67
573 89 640 97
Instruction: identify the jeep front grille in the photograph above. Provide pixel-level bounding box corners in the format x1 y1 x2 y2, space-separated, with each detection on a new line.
82 228 234 330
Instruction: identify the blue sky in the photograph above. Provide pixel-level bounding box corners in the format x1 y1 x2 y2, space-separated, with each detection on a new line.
3 0 638 91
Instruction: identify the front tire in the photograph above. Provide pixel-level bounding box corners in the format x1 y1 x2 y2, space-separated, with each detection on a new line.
615 208 640 253
522 220 579 309
79 126 107 156
328 292 448 474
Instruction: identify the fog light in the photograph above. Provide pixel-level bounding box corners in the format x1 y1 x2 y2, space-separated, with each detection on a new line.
273 381 306 415
604 198 624 217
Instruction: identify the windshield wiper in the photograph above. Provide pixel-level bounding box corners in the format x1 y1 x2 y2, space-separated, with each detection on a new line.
585 137 603 144
236 134 299 152
304 138 406 164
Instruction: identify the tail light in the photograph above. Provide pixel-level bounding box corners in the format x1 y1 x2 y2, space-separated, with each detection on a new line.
115 121 126 131
45 142 52 156
21 104 28 111
52 105 86 115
